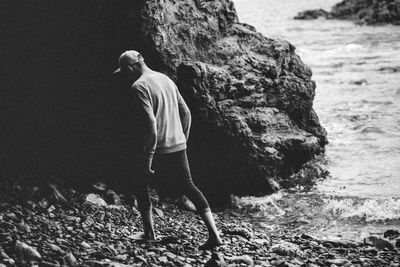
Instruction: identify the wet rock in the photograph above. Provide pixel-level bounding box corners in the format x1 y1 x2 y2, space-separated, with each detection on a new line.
38 198 49 209
384 229 400 240
327 258 349 265
106 190 122 205
205 252 227 267
0 245 10 259
64 252 77 266
158 256 168 263
270 241 304 257
296 0 400 26
92 182 107 192
330 0 400 25
294 9 330 20
322 238 356 248
363 247 378 255
364 236 394 250
84 194 107 207
152 207 164 218
180 195 197 211
49 184 68 205
223 226 253 240
41 261 60 267
15 241 41 261
81 241 91 249
48 243 64 254
228 255 254 266
396 239 400 249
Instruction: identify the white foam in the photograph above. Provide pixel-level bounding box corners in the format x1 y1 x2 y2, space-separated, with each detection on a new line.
323 197 400 222
231 192 285 215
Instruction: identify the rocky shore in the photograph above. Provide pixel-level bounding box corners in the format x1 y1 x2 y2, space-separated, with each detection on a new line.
295 0 400 25
1 181 399 267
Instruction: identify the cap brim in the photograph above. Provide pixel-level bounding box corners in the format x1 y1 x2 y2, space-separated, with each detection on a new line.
113 67 121 74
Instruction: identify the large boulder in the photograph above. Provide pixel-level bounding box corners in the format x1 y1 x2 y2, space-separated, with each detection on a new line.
1 0 326 202
295 0 400 25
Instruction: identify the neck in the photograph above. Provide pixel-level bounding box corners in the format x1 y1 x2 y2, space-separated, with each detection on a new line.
140 64 153 75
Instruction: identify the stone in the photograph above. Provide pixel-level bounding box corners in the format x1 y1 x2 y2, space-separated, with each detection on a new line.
384 229 400 240
0 245 10 259
158 256 168 263
297 0 400 26
364 236 394 250
223 226 254 240
15 241 41 261
270 241 304 257
228 255 254 266
41 261 60 267
64 253 77 266
205 252 227 267
84 194 107 207
92 182 107 192
326 258 349 265
49 184 68 204
294 9 330 20
180 195 197 211
395 239 400 248
106 190 122 205
48 243 64 254
80 241 91 249
152 207 164 218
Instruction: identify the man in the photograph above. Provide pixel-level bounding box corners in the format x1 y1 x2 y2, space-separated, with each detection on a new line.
113 50 223 250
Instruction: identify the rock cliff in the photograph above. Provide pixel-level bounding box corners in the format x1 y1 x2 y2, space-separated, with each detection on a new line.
1 0 327 202
295 0 400 25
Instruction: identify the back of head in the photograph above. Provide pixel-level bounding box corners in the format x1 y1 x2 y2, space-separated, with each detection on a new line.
118 50 144 68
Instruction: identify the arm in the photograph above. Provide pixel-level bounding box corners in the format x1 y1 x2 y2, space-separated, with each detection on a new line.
133 85 157 174
177 88 191 140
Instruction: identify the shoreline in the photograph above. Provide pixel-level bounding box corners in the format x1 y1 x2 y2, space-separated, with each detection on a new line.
0 181 399 266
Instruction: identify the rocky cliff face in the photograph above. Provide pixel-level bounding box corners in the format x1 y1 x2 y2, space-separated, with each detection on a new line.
295 0 400 25
1 0 327 202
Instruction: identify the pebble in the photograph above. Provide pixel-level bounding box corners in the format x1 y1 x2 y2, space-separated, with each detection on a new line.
81 241 91 249
15 241 41 260
270 241 304 257
158 256 168 263
326 258 349 265
64 253 77 266
364 236 394 250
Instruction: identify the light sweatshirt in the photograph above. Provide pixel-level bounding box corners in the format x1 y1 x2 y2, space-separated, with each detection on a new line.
132 71 191 155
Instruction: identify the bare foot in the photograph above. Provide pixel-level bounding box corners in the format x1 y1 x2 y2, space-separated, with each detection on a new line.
129 232 157 241
199 237 223 250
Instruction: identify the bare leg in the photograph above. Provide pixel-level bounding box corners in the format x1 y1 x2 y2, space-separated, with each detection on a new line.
199 209 223 250
139 207 156 240
135 175 157 241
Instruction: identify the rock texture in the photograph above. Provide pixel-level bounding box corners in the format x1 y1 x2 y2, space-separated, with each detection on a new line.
1 0 326 202
295 0 400 25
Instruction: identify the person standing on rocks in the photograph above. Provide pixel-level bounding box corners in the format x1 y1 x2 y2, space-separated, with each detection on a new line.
113 50 223 250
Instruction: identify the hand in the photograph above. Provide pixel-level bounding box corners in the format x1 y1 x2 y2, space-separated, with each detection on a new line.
141 153 155 175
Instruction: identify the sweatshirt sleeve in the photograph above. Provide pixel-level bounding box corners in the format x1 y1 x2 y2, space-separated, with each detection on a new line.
132 84 157 155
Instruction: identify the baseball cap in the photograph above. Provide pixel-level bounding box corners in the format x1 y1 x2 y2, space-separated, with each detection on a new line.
113 50 142 74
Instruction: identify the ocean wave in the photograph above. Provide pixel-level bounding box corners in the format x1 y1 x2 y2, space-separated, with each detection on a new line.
231 193 285 215
323 197 400 222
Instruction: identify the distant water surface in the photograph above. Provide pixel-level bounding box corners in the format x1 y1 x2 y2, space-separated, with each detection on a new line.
232 0 400 239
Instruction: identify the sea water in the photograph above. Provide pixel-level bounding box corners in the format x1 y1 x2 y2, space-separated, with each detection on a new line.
232 0 400 239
